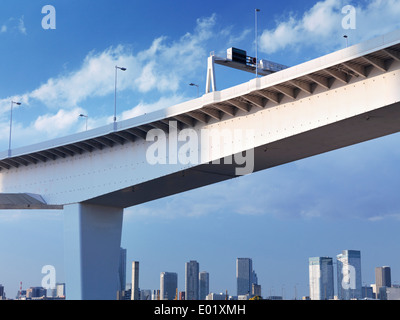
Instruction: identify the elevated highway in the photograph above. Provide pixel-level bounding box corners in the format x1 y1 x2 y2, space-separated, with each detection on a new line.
1 30 400 299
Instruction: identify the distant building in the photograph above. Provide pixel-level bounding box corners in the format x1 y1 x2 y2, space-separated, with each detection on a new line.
252 283 262 297
206 292 227 300
362 286 374 299
199 271 209 300
236 258 257 296
118 247 127 293
337 250 362 300
152 289 160 300
140 289 152 300
56 283 66 298
0 284 4 300
131 261 139 300
386 287 400 300
26 287 46 299
185 260 199 300
375 266 391 299
179 291 185 300
121 288 131 300
309 257 334 300
160 272 178 300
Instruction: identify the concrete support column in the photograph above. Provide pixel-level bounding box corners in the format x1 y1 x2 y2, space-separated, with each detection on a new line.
63 203 123 300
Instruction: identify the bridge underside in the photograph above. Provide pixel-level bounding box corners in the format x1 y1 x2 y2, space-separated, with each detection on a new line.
85 101 400 208
65 101 400 300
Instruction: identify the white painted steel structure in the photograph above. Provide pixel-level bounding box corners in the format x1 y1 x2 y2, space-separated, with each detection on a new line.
1 30 400 299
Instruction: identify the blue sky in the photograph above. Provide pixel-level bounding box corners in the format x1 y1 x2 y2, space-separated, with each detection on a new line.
1 0 400 299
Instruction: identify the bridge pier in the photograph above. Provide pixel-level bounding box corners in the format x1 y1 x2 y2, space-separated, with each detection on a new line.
63 203 123 300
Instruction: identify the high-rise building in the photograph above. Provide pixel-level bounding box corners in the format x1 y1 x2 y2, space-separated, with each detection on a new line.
375 266 391 299
309 257 334 300
160 272 178 300
337 250 362 300
118 247 127 293
26 287 47 299
185 260 199 300
131 261 140 300
0 284 4 300
362 285 374 299
152 289 160 300
56 283 66 298
236 258 257 296
199 271 209 300
252 283 262 297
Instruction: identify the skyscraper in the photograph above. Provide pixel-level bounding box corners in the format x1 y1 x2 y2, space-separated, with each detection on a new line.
131 261 140 300
199 271 209 300
375 266 391 299
0 284 4 300
118 247 127 293
309 257 334 300
160 272 178 300
185 260 199 300
236 258 257 296
337 250 362 300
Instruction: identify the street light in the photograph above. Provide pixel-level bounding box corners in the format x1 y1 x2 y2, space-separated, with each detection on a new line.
114 65 127 124
8 101 21 157
79 114 88 131
344 35 348 48
255 8 260 78
189 83 199 97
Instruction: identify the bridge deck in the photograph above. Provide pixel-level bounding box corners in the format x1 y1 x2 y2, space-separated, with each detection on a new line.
1 30 400 171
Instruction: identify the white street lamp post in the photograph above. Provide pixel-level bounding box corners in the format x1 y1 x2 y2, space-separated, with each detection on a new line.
8 101 21 157
114 65 127 125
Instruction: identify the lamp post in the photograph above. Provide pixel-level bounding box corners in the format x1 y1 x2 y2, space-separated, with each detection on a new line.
8 101 21 157
114 65 127 124
344 35 348 48
189 83 199 97
79 114 88 131
255 8 260 78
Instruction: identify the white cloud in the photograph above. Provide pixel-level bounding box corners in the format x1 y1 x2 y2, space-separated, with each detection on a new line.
0 107 87 149
259 0 400 55
134 15 216 93
33 107 85 135
0 15 222 149
120 95 187 120
29 45 137 109
18 16 27 35
2 14 217 114
0 16 27 35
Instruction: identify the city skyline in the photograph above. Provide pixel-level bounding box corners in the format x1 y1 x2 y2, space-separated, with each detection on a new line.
0 0 400 299
122 251 399 300
1 247 399 300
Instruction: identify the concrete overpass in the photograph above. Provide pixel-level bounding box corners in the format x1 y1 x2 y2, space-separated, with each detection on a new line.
1 30 400 299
